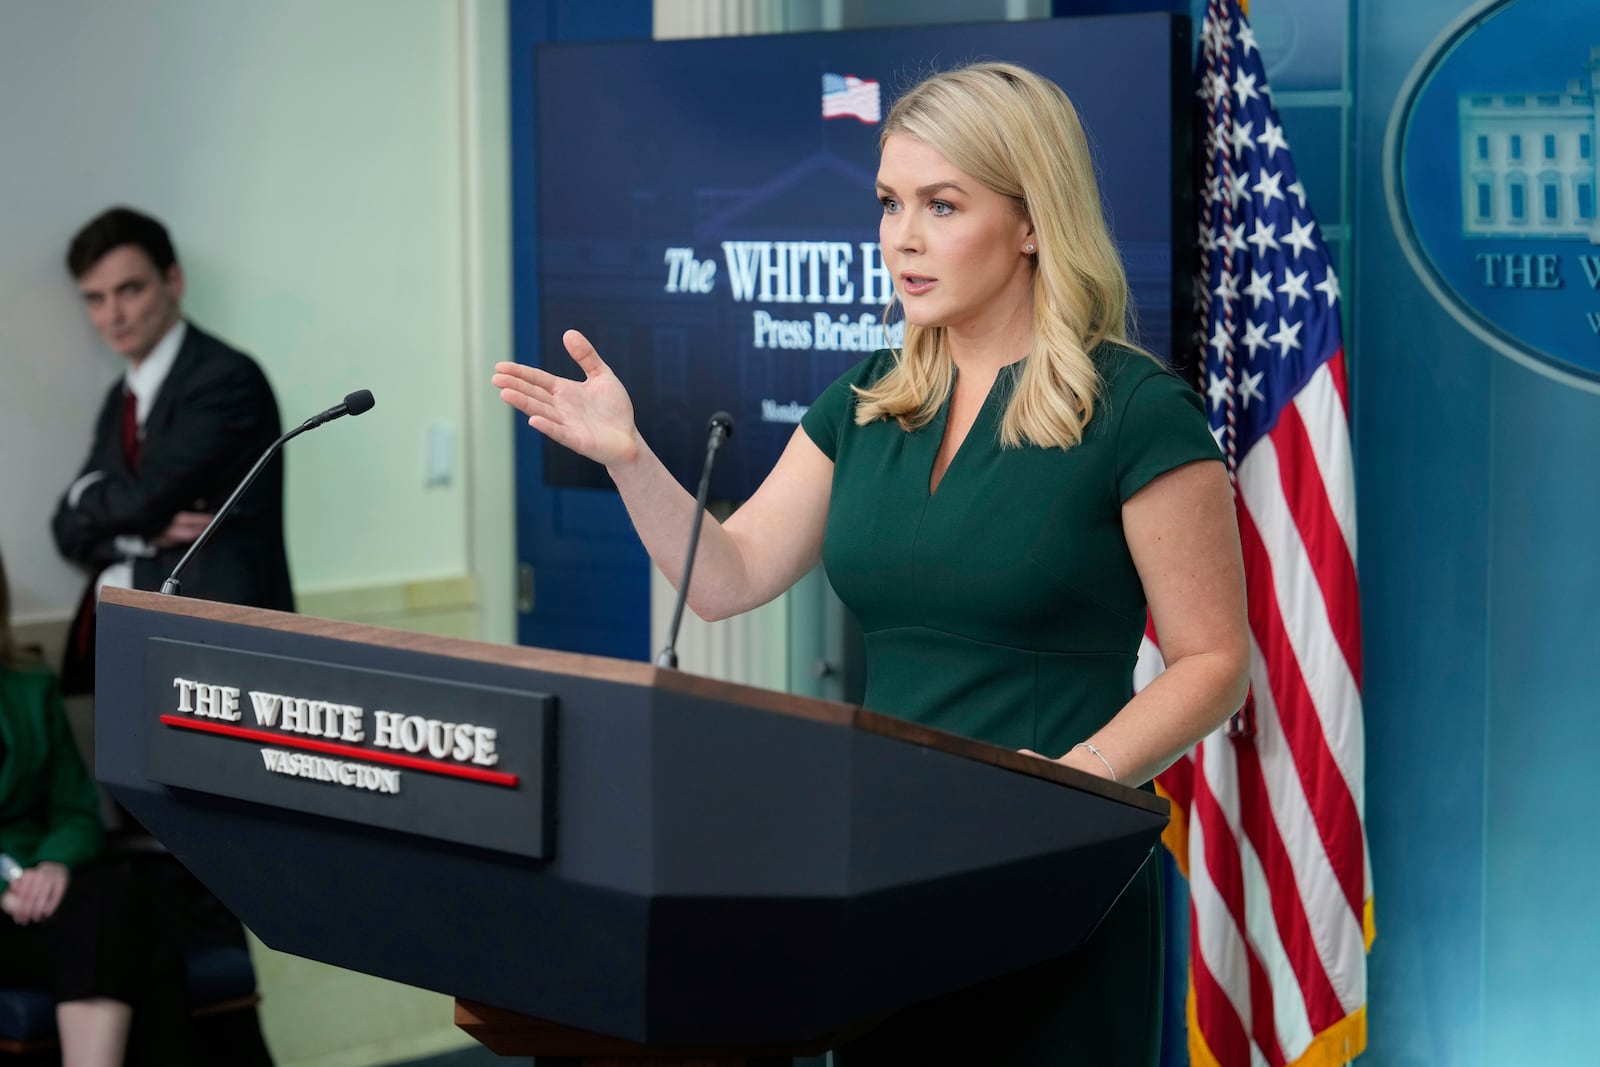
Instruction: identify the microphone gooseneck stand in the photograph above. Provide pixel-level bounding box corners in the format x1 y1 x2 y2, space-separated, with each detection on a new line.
655 411 735 669
161 389 376 596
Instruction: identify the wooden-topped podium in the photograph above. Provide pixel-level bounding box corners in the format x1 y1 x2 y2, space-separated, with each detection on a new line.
95 587 1167 1064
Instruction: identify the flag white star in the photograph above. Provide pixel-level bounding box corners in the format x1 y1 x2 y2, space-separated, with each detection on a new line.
1316 268 1342 307
1288 180 1307 209
1211 421 1227 449
1199 221 1216 253
1243 269 1274 308
1239 369 1265 409
1237 22 1259 56
1253 169 1286 207
1204 175 1223 205
1269 317 1304 358
1204 15 1231 58
1277 269 1310 307
1207 372 1234 412
1283 217 1318 258
1230 120 1256 157
1227 170 1251 209
1246 218 1280 257
1209 320 1235 357
1259 118 1290 159
1214 270 1240 303
1222 223 1248 254
1233 70 1261 107
1206 71 1229 106
1242 318 1270 360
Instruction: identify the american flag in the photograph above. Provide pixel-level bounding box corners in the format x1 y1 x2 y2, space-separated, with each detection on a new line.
822 72 880 123
1145 2 1373 1065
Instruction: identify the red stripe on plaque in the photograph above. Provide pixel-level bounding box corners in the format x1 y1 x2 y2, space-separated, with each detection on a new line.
159 715 520 787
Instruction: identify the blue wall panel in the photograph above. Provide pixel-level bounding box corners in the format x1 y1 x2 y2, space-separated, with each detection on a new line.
1355 1 1600 1063
508 0 653 660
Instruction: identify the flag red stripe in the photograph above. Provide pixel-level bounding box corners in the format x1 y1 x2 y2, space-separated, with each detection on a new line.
1193 759 1289 1066
1326 348 1350 415
1191 901 1255 1067
1234 501 1366 917
1265 402 1364 686
1233 737 1350 1036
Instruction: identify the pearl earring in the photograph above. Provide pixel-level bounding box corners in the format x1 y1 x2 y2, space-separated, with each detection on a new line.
1025 244 1035 253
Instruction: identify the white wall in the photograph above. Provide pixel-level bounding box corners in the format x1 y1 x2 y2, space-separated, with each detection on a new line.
0 0 513 644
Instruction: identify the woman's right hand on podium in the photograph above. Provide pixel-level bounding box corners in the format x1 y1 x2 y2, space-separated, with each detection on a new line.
493 329 642 468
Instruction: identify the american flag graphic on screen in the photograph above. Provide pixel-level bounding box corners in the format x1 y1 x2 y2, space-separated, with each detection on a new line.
822 72 881 123
1144 2 1374 1065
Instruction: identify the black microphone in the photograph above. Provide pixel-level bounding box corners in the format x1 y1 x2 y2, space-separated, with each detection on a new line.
160 390 376 596
656 411 735 668
306 388 376 427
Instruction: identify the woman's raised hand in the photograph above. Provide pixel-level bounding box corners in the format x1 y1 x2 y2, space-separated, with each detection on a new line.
493 330 641 468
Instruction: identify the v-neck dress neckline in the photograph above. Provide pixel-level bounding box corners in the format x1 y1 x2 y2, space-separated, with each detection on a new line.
924 362 1017 499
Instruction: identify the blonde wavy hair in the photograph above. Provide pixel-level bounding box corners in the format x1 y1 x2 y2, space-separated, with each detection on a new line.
854 61 1140 449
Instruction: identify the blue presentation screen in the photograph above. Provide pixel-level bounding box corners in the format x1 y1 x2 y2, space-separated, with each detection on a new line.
533 14 1188 497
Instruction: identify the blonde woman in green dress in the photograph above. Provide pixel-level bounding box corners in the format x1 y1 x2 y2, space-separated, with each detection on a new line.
495 62 1248 1065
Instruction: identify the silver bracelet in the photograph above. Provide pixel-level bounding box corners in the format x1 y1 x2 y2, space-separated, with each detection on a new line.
1073 742 1117 783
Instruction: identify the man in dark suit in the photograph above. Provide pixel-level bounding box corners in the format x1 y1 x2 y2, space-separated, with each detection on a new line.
49 207 281 1065
52 206 293 695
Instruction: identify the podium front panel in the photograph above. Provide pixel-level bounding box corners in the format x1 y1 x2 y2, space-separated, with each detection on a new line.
95 591 1168 1045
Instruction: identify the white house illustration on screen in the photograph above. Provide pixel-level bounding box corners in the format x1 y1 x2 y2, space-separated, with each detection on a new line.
1458 46 1599 242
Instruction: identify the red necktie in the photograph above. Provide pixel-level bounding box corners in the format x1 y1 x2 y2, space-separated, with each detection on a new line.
122 388 141 470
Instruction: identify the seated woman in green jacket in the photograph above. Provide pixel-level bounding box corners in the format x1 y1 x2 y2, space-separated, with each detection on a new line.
0 546 138 1067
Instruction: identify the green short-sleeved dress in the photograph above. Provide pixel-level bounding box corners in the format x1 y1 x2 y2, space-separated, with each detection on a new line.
801 343 1221 1066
